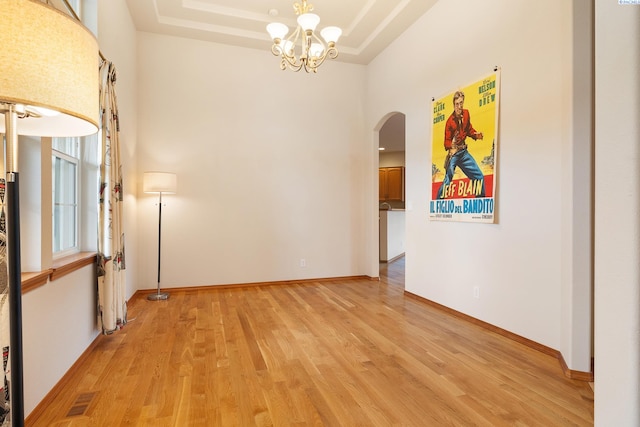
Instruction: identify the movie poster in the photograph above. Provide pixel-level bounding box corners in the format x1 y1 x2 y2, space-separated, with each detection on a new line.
429 70 500 223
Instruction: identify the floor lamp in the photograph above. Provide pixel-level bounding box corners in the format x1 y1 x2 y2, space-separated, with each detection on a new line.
143 172 177 301
0 1 99 425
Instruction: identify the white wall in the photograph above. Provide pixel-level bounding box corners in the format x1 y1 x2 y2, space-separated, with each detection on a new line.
23 268 98 415
594 2 640 425
136 33 368 289
560 0 593 378
20 136 47 272
366 0 592 372
379 151 405 168
379 211 405 262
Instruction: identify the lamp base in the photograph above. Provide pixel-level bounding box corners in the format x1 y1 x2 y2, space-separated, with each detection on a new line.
147 292 169 301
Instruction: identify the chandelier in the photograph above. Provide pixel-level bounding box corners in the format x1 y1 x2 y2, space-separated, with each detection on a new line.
266 1 342 73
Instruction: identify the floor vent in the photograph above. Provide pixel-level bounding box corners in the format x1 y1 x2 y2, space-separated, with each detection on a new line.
66 392 96 417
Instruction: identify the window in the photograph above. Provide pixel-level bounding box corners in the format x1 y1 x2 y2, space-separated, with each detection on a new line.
64 0 81 15
52 137 80 256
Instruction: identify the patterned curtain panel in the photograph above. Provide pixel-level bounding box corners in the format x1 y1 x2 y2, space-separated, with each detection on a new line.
97 61 127 334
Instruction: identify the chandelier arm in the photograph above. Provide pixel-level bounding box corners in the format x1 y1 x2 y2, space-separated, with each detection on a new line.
309 45 338 71
283 26 302 58
280 51 305 72
291 63 305 72
274 25 304 71
326 46 339 60
282 54 303 71
283 30 313 72
308 31 327 65
310 30 325 46
302 30 312 61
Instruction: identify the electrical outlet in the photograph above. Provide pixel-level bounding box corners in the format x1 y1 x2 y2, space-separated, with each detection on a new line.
300 258 306 267
473 286 480 299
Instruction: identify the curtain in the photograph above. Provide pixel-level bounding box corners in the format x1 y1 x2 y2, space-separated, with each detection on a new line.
97 61 127 334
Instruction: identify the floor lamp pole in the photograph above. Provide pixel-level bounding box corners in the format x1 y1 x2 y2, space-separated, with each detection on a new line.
148 192 168 301
5 106 25 426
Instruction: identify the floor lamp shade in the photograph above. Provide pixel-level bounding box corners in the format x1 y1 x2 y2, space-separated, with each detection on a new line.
143 172 178 194
0 0 100 137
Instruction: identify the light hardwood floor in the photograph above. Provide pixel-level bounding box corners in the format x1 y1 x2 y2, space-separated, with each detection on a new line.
27 258 593 426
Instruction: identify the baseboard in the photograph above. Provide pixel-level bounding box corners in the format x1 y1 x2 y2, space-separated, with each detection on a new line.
557 353 596 382
380 252 405 263
404 290 594 382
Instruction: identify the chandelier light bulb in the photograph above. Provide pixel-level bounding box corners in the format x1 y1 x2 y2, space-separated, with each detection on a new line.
266 22 289 40
297 13 320 32
281 39 295 56
309 43 324 58
320 26 342 44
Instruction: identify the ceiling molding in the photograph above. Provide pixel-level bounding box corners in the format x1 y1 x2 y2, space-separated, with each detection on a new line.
126 0 439 64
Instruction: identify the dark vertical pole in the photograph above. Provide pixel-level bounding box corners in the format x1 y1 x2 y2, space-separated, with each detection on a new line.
148 191 168 301
157 192 162 291
6 106 24 426
6 177 23 427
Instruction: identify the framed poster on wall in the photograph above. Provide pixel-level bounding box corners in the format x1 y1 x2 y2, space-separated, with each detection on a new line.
429 69 500 223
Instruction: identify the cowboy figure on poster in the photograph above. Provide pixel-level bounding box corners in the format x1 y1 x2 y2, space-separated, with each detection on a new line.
436 90 485 199
430 71 499 223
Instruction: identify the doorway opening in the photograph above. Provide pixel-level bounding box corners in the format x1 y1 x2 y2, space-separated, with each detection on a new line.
376 112 406 280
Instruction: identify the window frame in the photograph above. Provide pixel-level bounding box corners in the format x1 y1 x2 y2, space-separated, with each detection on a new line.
52 140 81 259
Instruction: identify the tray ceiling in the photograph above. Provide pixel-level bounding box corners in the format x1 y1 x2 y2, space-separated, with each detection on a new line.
125 0 438 64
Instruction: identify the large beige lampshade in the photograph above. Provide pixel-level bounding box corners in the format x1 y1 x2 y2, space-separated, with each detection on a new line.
0 0 99 137
143 172 178 194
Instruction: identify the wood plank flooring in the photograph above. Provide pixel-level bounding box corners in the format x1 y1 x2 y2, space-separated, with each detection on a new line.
27 257 594 426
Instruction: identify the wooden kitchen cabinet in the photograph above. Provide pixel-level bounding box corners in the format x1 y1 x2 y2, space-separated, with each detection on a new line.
379 167 404 201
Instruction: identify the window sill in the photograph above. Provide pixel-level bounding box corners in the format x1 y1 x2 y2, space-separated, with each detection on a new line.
22 270 54 294
21 252 97 294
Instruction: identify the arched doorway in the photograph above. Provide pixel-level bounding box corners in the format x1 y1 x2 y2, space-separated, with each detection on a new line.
375 112 406 280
